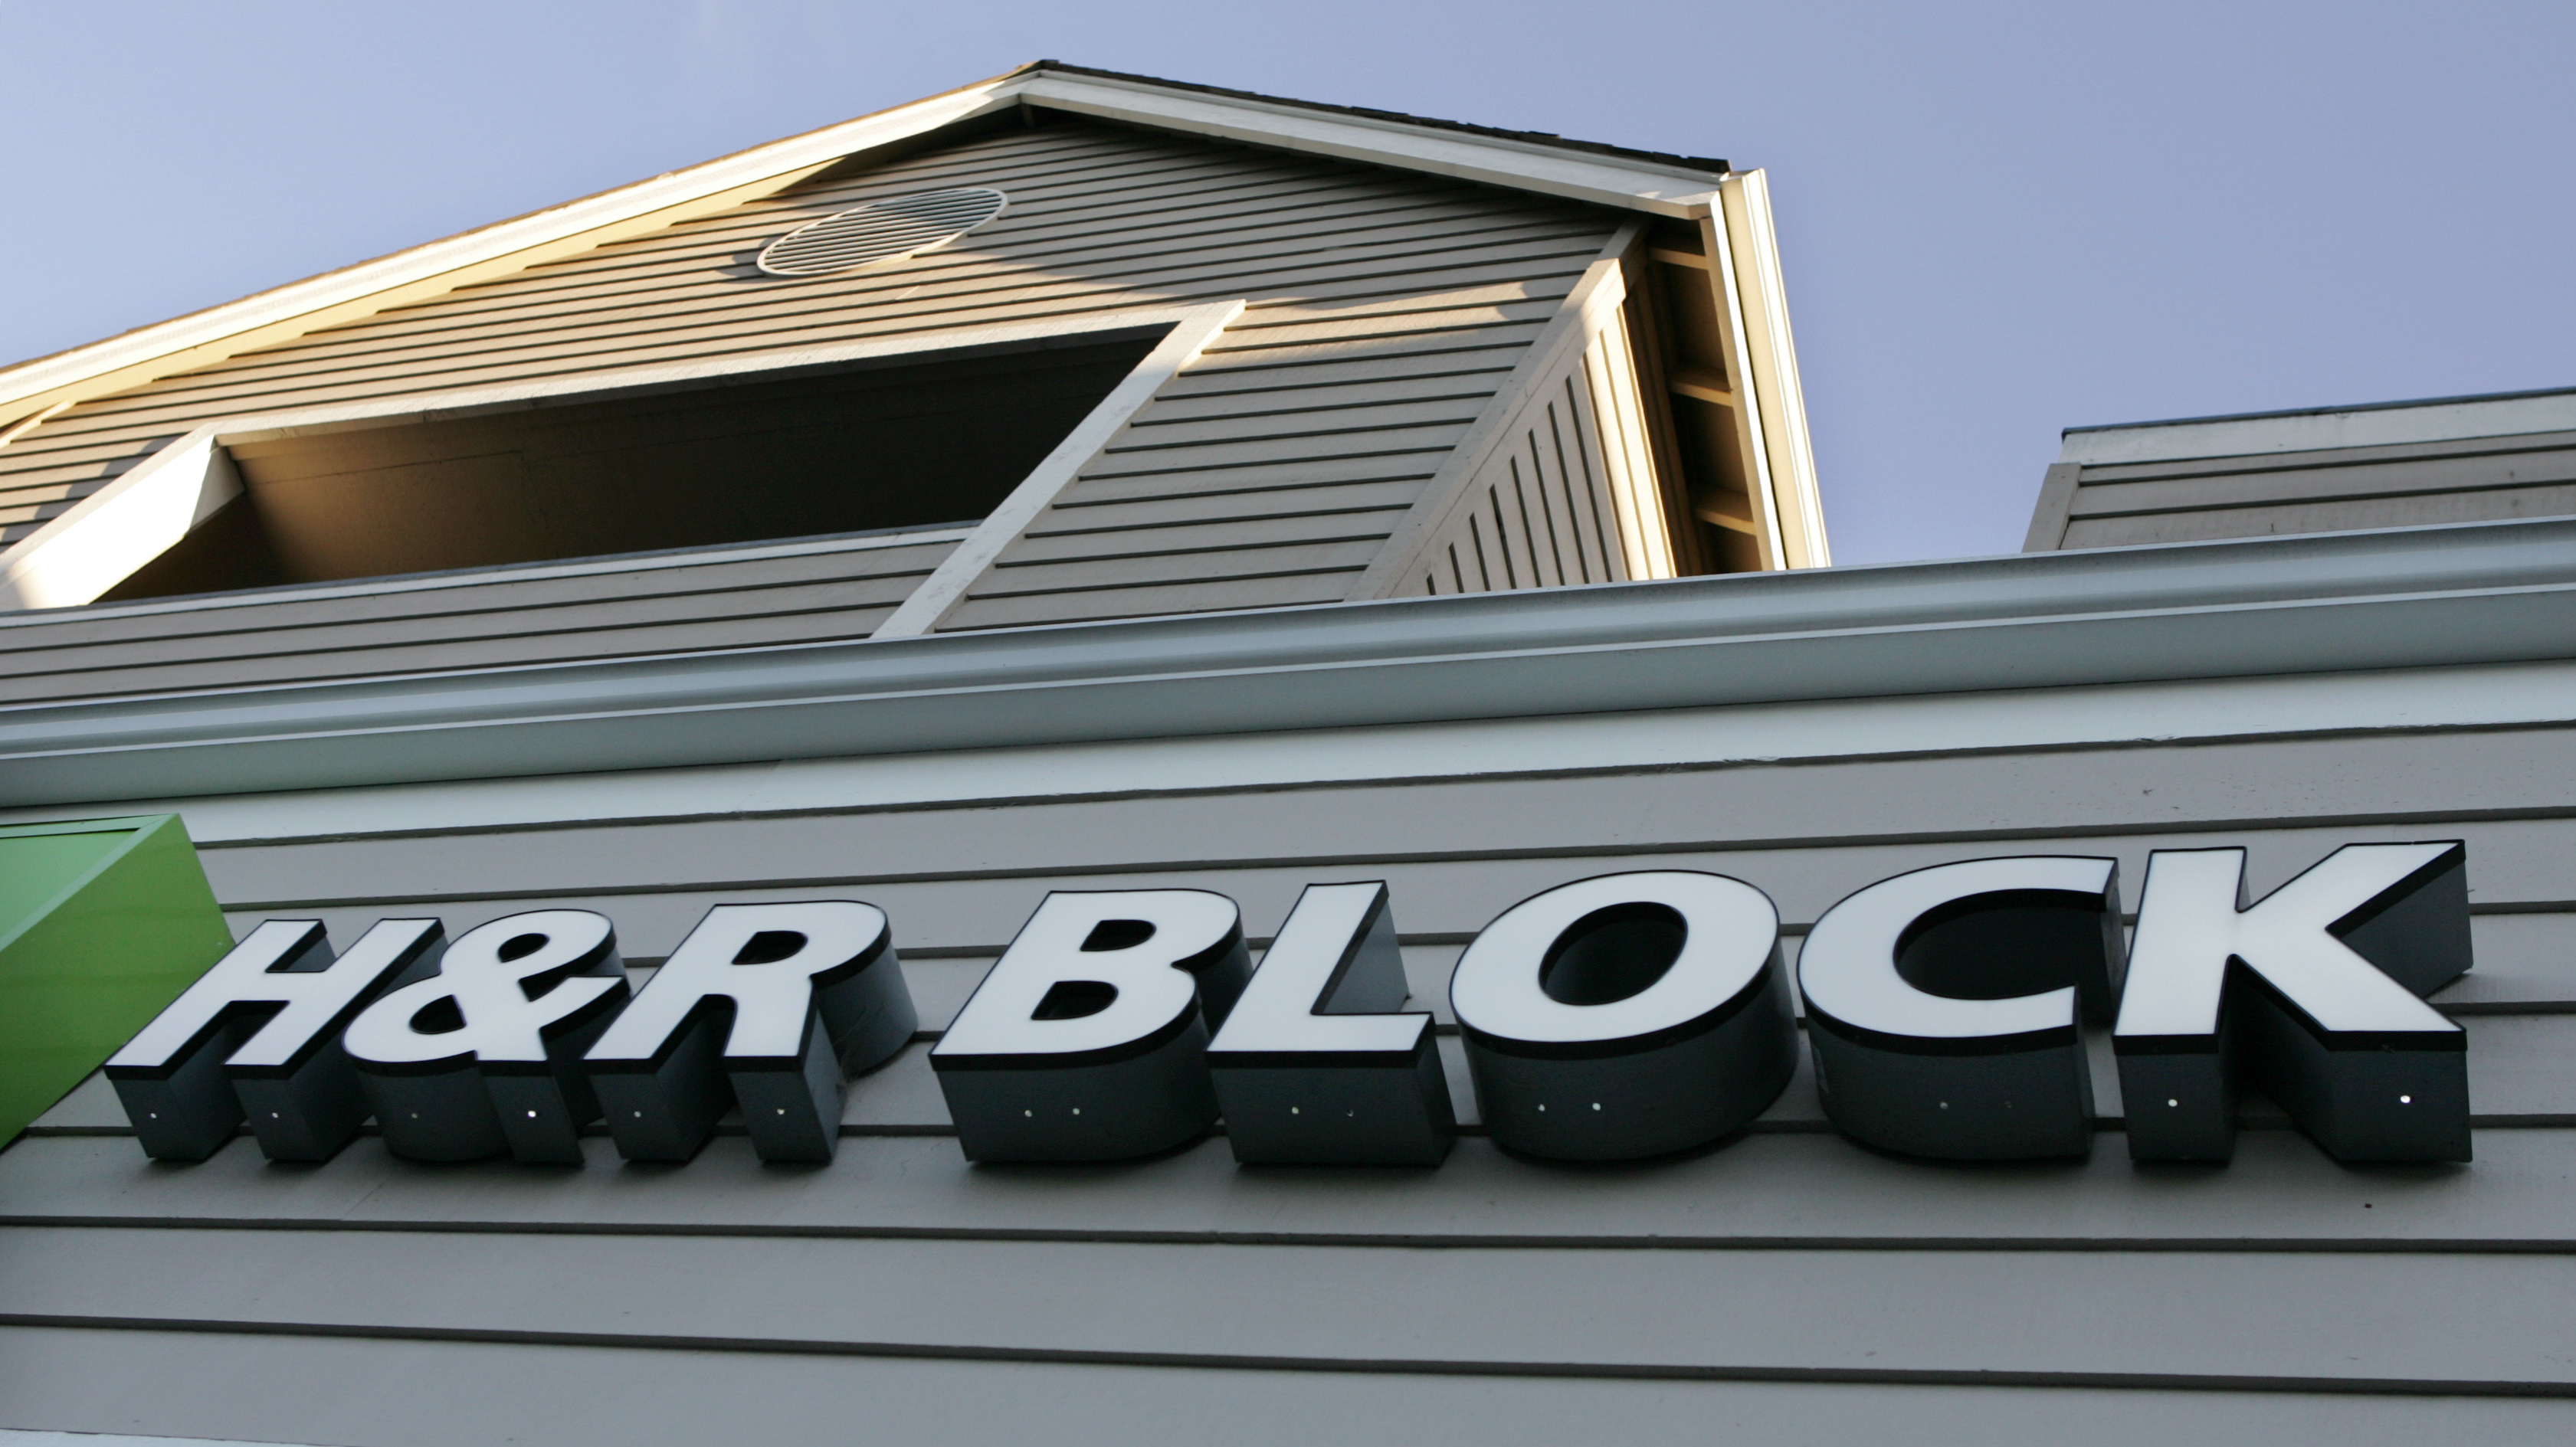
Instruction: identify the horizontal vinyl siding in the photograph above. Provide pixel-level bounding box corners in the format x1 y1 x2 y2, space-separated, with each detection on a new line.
2053 428 2576 547
1372 263 1683 601
8 683 2576 1440
5 120 1621 648
0 532 956 701
1414 346 1630 594
935 309 1588 629
26 1088 2576 1243
11 1224 2576 1390
11 1331 2563 1447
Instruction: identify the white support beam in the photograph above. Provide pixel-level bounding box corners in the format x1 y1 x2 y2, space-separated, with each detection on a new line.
871 301 1247 638
0 426 238 611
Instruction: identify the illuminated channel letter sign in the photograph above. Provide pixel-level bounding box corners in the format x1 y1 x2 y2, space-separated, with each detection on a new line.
100 840 2476 1172
932 890 1249 1162
1208 882 1454 1166
2115 843 2471 1164
342 910 628 1164
585 901 916 1164
1450 872 1796 1160
110 918 441 1161
1798 857 2122 1161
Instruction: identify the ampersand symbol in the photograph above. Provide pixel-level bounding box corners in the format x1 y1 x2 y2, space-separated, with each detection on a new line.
345 909 627 1068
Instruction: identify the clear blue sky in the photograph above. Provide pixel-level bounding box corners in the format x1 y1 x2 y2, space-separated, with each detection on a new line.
7 1 2570 563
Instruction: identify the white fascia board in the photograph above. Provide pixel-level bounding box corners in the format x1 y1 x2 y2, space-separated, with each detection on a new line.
2060 389 2576 467
1014 73 1727 216
0 77 1023 416
5 516 2576 807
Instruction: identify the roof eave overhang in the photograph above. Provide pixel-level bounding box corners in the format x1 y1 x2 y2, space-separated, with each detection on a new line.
0 67 1727 422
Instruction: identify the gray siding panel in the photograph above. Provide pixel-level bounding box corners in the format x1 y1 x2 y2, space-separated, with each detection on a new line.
5 662 2571 1432
8 1226 2576 1393
0 534 957 700
4 120 1622 640
1417 365 1630 593
11 1125 2575 1250
2037 429 2576 548
172 724 2576 934
15 1328 2568 1447
2063 483 2576 547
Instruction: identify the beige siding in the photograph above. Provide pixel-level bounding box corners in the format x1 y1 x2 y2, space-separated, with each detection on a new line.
3 120 1623 640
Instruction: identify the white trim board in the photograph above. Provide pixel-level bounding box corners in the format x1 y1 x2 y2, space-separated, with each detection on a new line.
1719 171 1829 568
0 309 1204 613
0 67 1732 424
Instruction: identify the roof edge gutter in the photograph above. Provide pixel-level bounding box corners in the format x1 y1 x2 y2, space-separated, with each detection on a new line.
2 517 2573 807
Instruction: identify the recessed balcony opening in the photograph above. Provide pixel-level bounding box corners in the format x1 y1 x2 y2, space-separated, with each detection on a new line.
101 330 1164 602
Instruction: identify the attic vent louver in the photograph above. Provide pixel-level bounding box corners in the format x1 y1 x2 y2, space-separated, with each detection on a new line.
755 187 1008 277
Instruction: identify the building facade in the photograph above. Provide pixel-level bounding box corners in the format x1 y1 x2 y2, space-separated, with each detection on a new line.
2 64 2571 1447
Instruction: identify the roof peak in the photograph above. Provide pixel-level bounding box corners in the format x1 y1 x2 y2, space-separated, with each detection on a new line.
1016 61 1730 175
1 64 1739 426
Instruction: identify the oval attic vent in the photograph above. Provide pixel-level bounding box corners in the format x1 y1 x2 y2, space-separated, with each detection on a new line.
755 187 1008 277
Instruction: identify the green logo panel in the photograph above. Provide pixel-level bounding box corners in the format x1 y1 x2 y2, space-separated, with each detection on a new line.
0 814 234 1143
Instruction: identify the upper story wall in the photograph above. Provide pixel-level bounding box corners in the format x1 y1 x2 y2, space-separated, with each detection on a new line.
0 116 1758 692
2025 386 2576 550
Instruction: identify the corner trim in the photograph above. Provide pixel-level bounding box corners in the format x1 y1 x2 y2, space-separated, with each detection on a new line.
2024 463 2083 552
